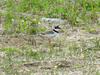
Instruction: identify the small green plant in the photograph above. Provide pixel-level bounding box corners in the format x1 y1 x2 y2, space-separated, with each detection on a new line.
96 71 100 75
0 47 19 56
25 49 45 60
27 18 46 34
91 38 100 51
85 26 97 33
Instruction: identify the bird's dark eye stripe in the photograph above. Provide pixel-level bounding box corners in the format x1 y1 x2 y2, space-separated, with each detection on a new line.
55 26 61 29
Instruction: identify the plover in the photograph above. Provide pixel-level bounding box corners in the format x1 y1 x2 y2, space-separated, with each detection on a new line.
39 26 61 44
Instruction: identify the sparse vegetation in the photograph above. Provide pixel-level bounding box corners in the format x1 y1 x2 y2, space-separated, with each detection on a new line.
0 0 100 75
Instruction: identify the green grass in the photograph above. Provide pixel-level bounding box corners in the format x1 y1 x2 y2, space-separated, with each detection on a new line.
0 37 100 74
0 0 99 33
0 0 100 74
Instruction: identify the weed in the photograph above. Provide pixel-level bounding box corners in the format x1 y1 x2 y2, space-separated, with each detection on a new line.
0 0 99 33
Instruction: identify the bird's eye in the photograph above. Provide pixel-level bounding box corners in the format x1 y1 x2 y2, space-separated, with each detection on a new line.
55 26 61 29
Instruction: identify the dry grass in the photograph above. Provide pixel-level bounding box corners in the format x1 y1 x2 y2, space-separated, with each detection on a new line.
0 23 100 75
0 0 100 75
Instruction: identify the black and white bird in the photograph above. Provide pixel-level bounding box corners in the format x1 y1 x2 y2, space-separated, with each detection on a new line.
40 26 61 38
38 26 61 44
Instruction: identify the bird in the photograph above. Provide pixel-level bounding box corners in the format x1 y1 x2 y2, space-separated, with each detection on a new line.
40 26 61 38
38 26 61 45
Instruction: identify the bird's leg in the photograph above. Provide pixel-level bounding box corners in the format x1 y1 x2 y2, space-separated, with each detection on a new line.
48 38 54 52
32 38 37 48
48 38 51 46
29 36 37 48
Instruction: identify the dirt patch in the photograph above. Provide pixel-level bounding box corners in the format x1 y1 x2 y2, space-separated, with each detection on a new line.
0 24 100 75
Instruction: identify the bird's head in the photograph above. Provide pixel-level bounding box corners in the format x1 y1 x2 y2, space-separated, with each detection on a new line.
53 26 61 33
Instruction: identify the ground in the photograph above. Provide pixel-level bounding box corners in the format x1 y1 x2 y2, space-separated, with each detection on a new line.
0 19 100 75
